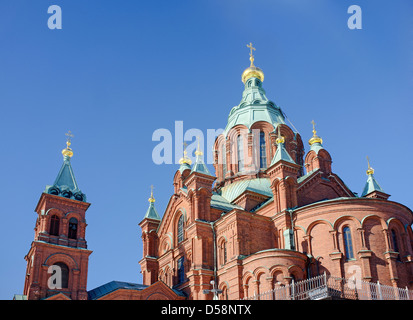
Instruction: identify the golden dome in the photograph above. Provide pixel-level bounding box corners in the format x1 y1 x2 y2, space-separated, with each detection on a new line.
62 140 74 158
308 120 323 146
242 42 264 84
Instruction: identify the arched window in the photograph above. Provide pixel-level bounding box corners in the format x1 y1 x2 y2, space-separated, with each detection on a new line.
222 143 227 178
68 218 78 239
54 262 69 288
237 134 244 172
259 131 267 169
50 215 60 236
343 226 354 260
177 215 184 244
177 257 185 284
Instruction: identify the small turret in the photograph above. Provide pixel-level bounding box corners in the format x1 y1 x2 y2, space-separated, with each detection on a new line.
361 157 389 200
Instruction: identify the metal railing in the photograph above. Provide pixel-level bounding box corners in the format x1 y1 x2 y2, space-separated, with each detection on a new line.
241 273 413 301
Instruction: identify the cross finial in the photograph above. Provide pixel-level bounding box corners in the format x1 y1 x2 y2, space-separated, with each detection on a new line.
65 130 74 147
246 42 256 66
149 185 155 203
195 136 203 156
179 142 192 165
366 156 374 175
247 42 255 57
311 120 316 135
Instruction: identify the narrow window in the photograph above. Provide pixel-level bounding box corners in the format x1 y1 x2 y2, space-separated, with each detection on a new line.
54 262 69 288
177 257 185 284
222 143 227 178
68 218 78 240
177 215 184 243
222 241 227 264
391 229 399 253
50 215 60 236
343 226 354 260
237 134 244 172
259 131 267 169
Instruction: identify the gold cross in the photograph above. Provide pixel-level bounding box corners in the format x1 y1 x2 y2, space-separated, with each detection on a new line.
65 130 74 142
150 185 154 197
311 120 316 135
247 42 255 57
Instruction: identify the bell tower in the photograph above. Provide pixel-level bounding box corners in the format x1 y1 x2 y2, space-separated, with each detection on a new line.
23 133 92 300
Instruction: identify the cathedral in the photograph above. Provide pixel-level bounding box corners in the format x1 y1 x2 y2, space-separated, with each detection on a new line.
18 46 413 300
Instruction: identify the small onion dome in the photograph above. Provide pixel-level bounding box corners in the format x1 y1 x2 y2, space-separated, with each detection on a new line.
241 63 265 84
308 120 323 146
62 140 74 158
242 42 264 84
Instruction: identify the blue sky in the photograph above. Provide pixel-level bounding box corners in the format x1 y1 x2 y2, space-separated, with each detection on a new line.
0 0 412 299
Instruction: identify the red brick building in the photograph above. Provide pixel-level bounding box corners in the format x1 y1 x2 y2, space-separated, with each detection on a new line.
19 50 413 300
139 50 413 300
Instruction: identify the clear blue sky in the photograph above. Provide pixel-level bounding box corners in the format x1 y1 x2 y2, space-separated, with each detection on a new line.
0 0 412 299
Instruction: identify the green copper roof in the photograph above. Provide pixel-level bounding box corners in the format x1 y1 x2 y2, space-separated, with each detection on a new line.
270 141 296 166
44 155 86 202
191 152 212 176
211 192 243 212
310 141 324 154
220 178 272 203
224 77 285 135
144 201 161 220
361 174 384 197
179 162 191 174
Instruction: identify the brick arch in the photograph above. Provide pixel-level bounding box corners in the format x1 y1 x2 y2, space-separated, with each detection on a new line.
172 208 187 247
307 220 334 275
43 252 78 270
361 214 387 229
269 265 288 278
45 208 65 218
213 133 226 181
307 219 333 235
145 292 171 300
159 234 172 254
288 265 305 281
226 124 249 173
333 215 361 230
253 266 270 280
387 218 407 254
362 215 389 282
241 271 254 298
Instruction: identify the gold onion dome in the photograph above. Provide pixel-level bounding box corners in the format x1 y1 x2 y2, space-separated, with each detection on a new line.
62 131 74 158
242 43 264 84
308 120 323 146
179 142 192 165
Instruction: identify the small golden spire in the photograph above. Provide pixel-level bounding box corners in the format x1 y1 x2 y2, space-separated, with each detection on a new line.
148 185 155 203
275 125 285 144
179 142 192 165
308 120 323 146
247 42 256 67
62 131 74 158
366 156 374 175
195 136 203 156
